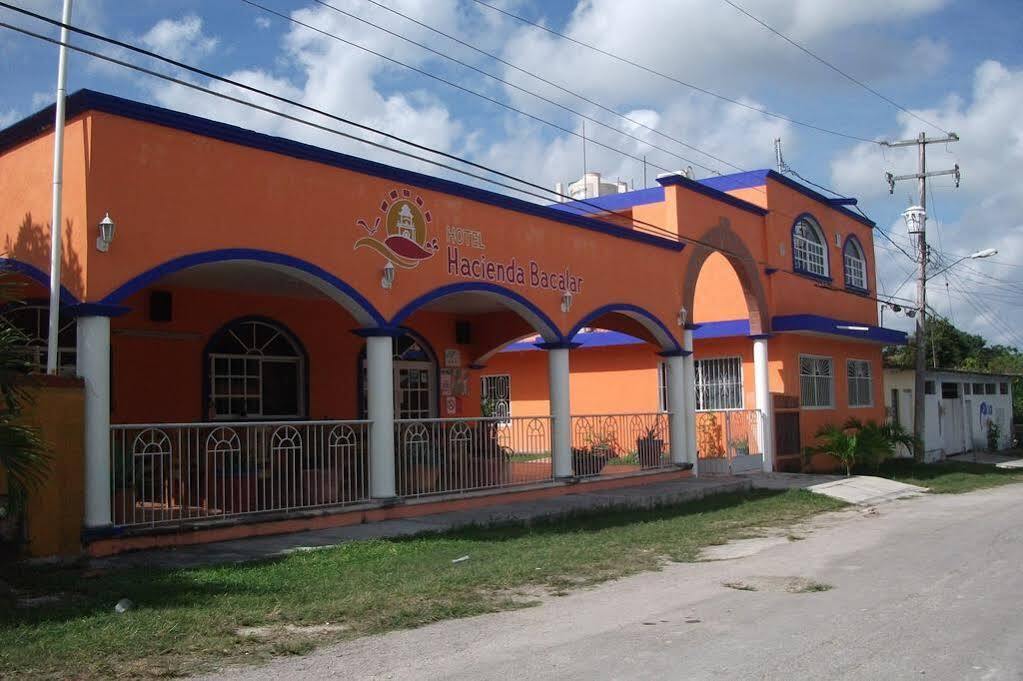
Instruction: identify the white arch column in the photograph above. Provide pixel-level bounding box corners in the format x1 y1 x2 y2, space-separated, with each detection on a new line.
537 341 576 479
682 328 699 474
661 351 689 467
358 330 397 499
752 334 775 472
75 304 128 528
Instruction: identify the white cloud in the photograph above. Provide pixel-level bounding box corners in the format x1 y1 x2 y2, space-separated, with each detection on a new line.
255 16 272 30
0 109 18 128
139 15 218 63
833 60 1023 346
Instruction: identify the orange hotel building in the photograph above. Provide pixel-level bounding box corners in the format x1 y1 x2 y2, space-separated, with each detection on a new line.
0 91 905 552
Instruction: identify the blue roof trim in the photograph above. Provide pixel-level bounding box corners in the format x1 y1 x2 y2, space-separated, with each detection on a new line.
698 169 876 229
698 170 770 193
772 314 908 345
0 90 684 254
0 258 79 305
567 303 682 352
388 282 563 342
657 174 767 216
97 248 386 326
691 319 751 339
69 303 130 318
549 186 665 215
502 329 646 353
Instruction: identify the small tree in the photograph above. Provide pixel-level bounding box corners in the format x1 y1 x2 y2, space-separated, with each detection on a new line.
809 419 918 476
0 279 50 535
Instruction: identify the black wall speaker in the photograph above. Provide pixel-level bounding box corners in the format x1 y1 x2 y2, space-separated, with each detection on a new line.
455 320 471 345
149 290 173 322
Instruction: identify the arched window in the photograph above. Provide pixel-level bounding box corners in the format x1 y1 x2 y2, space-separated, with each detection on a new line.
359 331 437 420
2 303 76 374
843 237 868 291
206 318 305 420
792 215 829 278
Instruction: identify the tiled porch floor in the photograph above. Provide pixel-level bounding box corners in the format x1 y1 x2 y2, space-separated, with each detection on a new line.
89 476 752 570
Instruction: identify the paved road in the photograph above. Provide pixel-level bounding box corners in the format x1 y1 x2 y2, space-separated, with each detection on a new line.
207 484 1023 681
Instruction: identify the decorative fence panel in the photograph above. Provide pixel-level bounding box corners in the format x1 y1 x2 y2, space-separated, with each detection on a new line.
394 416 552 498
569 412 673 478
110 420 370 528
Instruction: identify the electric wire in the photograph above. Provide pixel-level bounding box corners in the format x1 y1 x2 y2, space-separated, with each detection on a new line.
468 0 882 144
719 0 953 137
309 0 735 174
0 6 917 311
242 0 723 176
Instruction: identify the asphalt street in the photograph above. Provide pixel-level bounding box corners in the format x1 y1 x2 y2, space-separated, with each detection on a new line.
205 484 1023 681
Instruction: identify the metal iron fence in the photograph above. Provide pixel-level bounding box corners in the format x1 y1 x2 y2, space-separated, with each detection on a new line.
394 416 553 498
109 420 371 528
695 409 764 474
570 412 673 477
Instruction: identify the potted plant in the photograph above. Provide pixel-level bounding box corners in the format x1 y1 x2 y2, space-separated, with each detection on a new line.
635 425 665 468
572 430 616 477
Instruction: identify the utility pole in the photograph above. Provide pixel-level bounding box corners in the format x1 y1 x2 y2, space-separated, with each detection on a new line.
46 0 74 374
883 132 960 460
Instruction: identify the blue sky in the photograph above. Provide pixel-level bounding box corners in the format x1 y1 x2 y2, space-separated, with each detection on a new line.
1 0 1021 345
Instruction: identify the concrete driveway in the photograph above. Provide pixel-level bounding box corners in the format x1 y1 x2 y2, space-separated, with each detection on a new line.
204 484 1023 681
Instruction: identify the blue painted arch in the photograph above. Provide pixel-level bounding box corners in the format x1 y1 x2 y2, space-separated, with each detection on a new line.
389 282 563 342
0 258 80 305
841 234 869 293
567 303 681 352
98 249 385 326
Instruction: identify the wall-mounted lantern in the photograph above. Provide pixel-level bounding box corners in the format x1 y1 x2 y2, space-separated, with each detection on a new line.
96 212 115 252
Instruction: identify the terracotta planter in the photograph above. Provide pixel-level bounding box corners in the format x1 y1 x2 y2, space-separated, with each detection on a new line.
572 450 610 477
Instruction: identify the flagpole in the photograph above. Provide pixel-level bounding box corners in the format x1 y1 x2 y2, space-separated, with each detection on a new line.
46 0 73 375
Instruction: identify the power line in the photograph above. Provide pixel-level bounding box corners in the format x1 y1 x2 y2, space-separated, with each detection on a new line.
1 6 904 305
0 11 789 265
243 0 722 176
314 0 737 174
719 0 952 137
468 0 881 145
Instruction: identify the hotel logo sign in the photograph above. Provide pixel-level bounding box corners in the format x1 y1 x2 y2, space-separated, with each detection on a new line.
446 226 584 295
355 188 439 269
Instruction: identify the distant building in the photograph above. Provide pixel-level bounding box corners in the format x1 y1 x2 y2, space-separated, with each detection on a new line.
884 368 1015 461
555 171 629 202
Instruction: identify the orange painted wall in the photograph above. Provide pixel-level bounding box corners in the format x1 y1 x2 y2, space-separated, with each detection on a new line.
692 252 750 323
0 116 91 299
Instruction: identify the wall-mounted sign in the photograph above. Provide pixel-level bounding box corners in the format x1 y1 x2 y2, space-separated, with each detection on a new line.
445 226 584 295
354 188 439 272
444 348 462 368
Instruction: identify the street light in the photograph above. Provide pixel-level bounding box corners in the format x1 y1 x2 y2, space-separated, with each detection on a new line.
926 247 998 281
902 205 925 235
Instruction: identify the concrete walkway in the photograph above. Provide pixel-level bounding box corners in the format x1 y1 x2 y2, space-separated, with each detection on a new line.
90 476 752 570
741 472 927 505
947 451 1023 469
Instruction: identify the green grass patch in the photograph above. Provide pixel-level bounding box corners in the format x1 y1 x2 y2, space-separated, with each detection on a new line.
0 489 843 679
870 458 1023 494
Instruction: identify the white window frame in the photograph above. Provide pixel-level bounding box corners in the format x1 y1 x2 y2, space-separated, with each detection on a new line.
208 320 304 420
394 361 436 420
793 216 829 278
799 354 834 409
481 374 511 423
846 359 873 408
694 356 744 412
843 239 867 291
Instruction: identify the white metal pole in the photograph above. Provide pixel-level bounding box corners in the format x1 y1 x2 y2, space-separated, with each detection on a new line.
366 335 395 498
548 347 572 478
753 336 775 472
46 0 74 375
79 315 111 527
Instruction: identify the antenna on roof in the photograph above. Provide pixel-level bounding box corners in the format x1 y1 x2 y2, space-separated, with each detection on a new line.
774 138 791 174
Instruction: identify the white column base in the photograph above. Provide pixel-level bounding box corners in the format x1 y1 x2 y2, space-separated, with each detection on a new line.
366 335 396 499
79 315 111 528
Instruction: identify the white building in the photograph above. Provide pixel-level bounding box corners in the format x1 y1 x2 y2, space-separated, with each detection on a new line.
884 368 1015 461
555 172 629 201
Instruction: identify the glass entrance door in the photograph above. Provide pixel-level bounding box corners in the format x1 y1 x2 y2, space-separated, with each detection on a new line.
395 362 435 419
